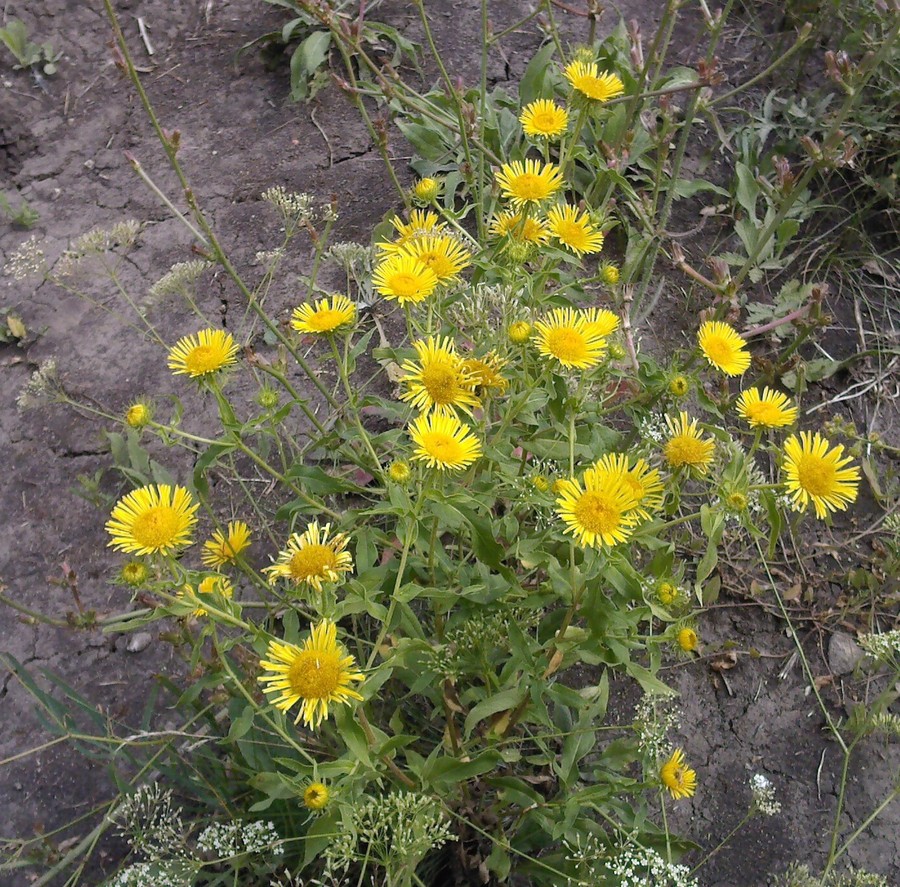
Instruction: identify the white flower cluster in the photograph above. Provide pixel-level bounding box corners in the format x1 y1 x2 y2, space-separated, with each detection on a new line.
262 186 315 223
446 282 519 333
637 413 666 444
107 859 196 887
633 692 682 760
196 820 283 859
16 359 61 411
110 784 185 859
749 773 781 816
858 629 900 664
608 844 698 887
149 260 213 298
326 241 372 273
3 235 45 280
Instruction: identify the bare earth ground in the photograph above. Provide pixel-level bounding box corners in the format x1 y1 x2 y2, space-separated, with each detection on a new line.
0 1 897 885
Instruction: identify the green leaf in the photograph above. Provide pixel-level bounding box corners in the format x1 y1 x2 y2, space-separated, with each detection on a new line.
303 811 341 867
395 118 451 162
463 688 522 738
290 30 331 101
422 750 503 791
518 41 557 105
734 162 759 221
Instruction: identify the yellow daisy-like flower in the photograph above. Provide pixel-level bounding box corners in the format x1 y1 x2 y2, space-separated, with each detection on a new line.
201 520 252 569
547 204 605 256
736 387 798 429
264 522 353 593
663 412 716 473
258 620 364 729
508 320 533 343
519 99 569 139
184 573 234 617
489 211 550 245
409 413 482 472
461 353 508 395
781 431 860 519
106 484 199 556
593 453 664 522
399 336 480 416
668 375 690 398
291 295 356 335
303 781 330 811
124 401 152 429
581 307 620 338
564 60 625 102
534 307 607 370
400 235 471 284
413 177 440 203
660 749 697 800
372 254 438 306
119 560 150 587
698 321 751 376
495 159 563 206
167 329 240 379
381 209 446 254
677 626 699 653
555 466 640 548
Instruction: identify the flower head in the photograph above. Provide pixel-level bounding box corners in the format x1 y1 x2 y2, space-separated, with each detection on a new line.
564 60 625 102
781 431 860 519
698 321 751 376
534 307 607 369
388 460 411 483
264 523 353 592
495 159 563 206
660 749 697 800
663 412 715 473
119 560 150 587
382 210 445 253
303 782 330 811
124 401 152 429
409 413 482 472
461 353 507 395
677 626 699 653
592 453 664 522
581 307 620 338
555 465 640 548
413 177 440 203
106 484 199 556
399 336 480 416
291 295 356 335
599 261 620 285
167 329 240 379
258 620 364 729
508 320 533 343
519 99 569 139
736 387 798 428
547 205 605 256
489 211 549 245
668 375 690 398
400 235 471 284
372 254 438 305
202 520 252 568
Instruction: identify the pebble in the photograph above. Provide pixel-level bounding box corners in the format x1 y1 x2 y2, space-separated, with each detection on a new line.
126 632 153 654
828 632 863 675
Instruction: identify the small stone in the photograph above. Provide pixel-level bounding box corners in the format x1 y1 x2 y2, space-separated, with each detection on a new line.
828 632 863 675
126 632 152 654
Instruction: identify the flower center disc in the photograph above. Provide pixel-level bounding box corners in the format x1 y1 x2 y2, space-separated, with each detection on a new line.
546 328 587 363
308 309 343 331
513 174 545 200
288 649 342 699
390 272 421 299
573 491 619 535
746 402 780 425
185 345 220 375
424 433 462 463
421 363 459 404
131 507 179 549
704 336 733 366
289 544 337 581
666 436 705 465
797 455 834 496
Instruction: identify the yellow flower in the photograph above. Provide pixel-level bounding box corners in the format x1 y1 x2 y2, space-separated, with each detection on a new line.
519 99 569 139
119 560 150 587
564 60 625 102
106 484 199 556
546 204 605 256
698 321 751 376
581 307 620 338
782 431 860 519
495 159 563 206
372 254 438 305
167 329 240 379
413 177 440 203
185 574 235 617
534 307 607 370
124 401 152 429
291 294 356 335
656 581 679 607
599 262 620 285
555 465 640 548
264 522 353 592
303 781 330 811
724 491 748 512
461 353 508 395
668 375 690 398
201 520 252 569
409 413 482 472
388 460 411 483
399 336 480 416
663 412 715 473
592 453 664 522
489 211 549 245
677 626 699 652
381 209 445 254
532 474 550 492
508 320 533 343
258 620 364 729
400 235 471 284
660 749 697 800
736 387 798 429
